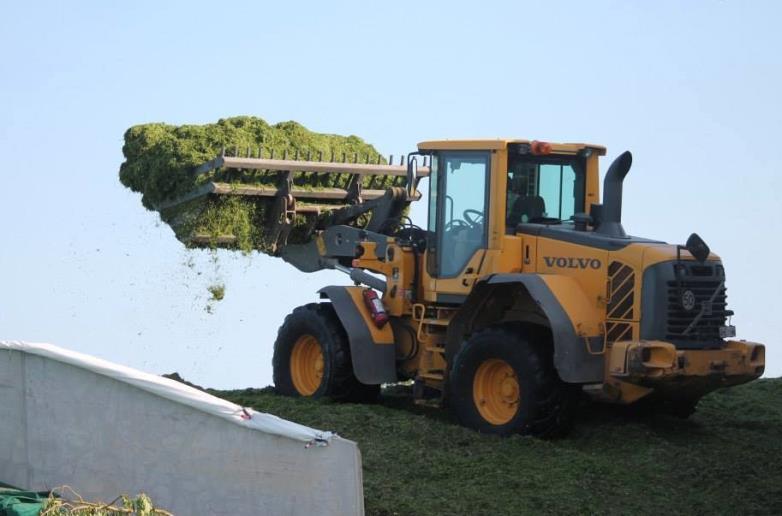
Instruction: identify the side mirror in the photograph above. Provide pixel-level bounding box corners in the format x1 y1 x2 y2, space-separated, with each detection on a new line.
685 233 710 262
406 157 418 197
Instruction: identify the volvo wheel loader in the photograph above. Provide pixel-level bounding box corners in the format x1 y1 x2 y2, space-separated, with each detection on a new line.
193 139 766 436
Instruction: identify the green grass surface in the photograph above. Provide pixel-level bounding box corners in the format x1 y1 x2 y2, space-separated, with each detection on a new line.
216 379 782 516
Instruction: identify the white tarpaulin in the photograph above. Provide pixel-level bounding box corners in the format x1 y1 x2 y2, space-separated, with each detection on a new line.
0 340 364 515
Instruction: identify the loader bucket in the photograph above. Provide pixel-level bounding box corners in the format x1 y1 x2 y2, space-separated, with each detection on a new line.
156 150 429 254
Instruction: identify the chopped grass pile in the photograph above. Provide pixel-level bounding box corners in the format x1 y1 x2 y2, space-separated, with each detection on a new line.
215 379 782 516
39 488 170 515
119 117 394 253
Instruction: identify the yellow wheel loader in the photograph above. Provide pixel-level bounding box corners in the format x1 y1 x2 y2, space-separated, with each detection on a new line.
193 139 766 436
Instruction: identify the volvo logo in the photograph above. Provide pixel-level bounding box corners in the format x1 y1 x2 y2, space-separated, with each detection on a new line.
543 257 602 270
681 290 697 311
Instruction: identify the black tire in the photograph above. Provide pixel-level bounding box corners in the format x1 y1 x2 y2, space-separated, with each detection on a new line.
448 326 575 438
273 303 379 402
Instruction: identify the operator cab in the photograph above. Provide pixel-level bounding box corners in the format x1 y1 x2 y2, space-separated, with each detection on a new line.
417 139 606 285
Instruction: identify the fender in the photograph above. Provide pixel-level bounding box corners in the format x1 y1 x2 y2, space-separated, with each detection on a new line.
318 286 397 385
446 274 604 384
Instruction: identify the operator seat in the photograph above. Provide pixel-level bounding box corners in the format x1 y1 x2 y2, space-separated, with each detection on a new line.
508 195 546 226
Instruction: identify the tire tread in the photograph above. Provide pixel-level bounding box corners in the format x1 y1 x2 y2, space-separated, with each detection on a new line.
273 302 379 402
449 326 575 438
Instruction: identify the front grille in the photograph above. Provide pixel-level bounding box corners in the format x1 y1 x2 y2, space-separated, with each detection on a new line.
665 263 731 346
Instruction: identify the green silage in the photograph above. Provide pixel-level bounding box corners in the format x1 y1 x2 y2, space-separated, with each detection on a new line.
217 379 782 516
119 116 394 253
192 197 260 251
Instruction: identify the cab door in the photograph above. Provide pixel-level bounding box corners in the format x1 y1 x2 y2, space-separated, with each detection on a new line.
424 151 491 301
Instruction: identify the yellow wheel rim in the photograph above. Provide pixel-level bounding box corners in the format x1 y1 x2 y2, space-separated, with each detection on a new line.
290 335 324 396
473 358 520 425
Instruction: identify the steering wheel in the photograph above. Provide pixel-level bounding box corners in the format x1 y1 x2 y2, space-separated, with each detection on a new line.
463 209 484 227
444 219 471 232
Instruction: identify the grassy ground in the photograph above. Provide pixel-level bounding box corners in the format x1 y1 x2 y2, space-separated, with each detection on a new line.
216 379 782 516
217 379 782 515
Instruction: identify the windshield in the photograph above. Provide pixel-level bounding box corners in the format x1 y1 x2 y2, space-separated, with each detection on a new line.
506 155 586 230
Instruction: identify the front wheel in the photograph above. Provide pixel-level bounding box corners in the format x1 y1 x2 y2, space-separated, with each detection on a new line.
448 327 575 437
273 303 379 402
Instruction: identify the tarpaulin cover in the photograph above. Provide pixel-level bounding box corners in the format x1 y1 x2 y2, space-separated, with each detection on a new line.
0 485 47 516
0 341 331 444
0 341 364 515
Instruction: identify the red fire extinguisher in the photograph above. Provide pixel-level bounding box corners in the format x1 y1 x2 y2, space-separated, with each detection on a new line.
362 288 389 328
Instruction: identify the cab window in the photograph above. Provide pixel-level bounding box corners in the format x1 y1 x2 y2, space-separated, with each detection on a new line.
427 151 489 277
506 156 585 231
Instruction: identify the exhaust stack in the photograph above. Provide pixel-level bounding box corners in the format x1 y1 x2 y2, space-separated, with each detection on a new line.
593 150 632 238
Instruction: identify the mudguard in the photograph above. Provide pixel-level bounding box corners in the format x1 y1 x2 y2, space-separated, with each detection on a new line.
318 286 397 385
446 274 604 384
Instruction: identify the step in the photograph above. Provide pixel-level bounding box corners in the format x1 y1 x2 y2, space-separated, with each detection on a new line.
419 372 445 381
422 318 450 326
414 398 444 409
425 346 446 354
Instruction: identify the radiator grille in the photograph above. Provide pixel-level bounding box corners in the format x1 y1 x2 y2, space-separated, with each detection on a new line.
665 263 730 345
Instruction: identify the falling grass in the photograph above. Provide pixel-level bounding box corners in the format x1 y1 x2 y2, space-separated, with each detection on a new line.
215 378 782 516
207 283 225 301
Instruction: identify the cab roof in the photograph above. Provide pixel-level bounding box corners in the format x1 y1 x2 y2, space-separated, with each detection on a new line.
417 138 606 156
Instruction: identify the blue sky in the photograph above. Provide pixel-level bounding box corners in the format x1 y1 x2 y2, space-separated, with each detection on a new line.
1 1 779 388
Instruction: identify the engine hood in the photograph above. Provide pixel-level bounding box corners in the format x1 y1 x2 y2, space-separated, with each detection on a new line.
641 243 721 270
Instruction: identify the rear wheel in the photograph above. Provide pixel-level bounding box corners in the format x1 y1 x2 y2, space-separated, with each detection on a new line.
273 303 379 402
472 358 521 425
448 326 575 437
